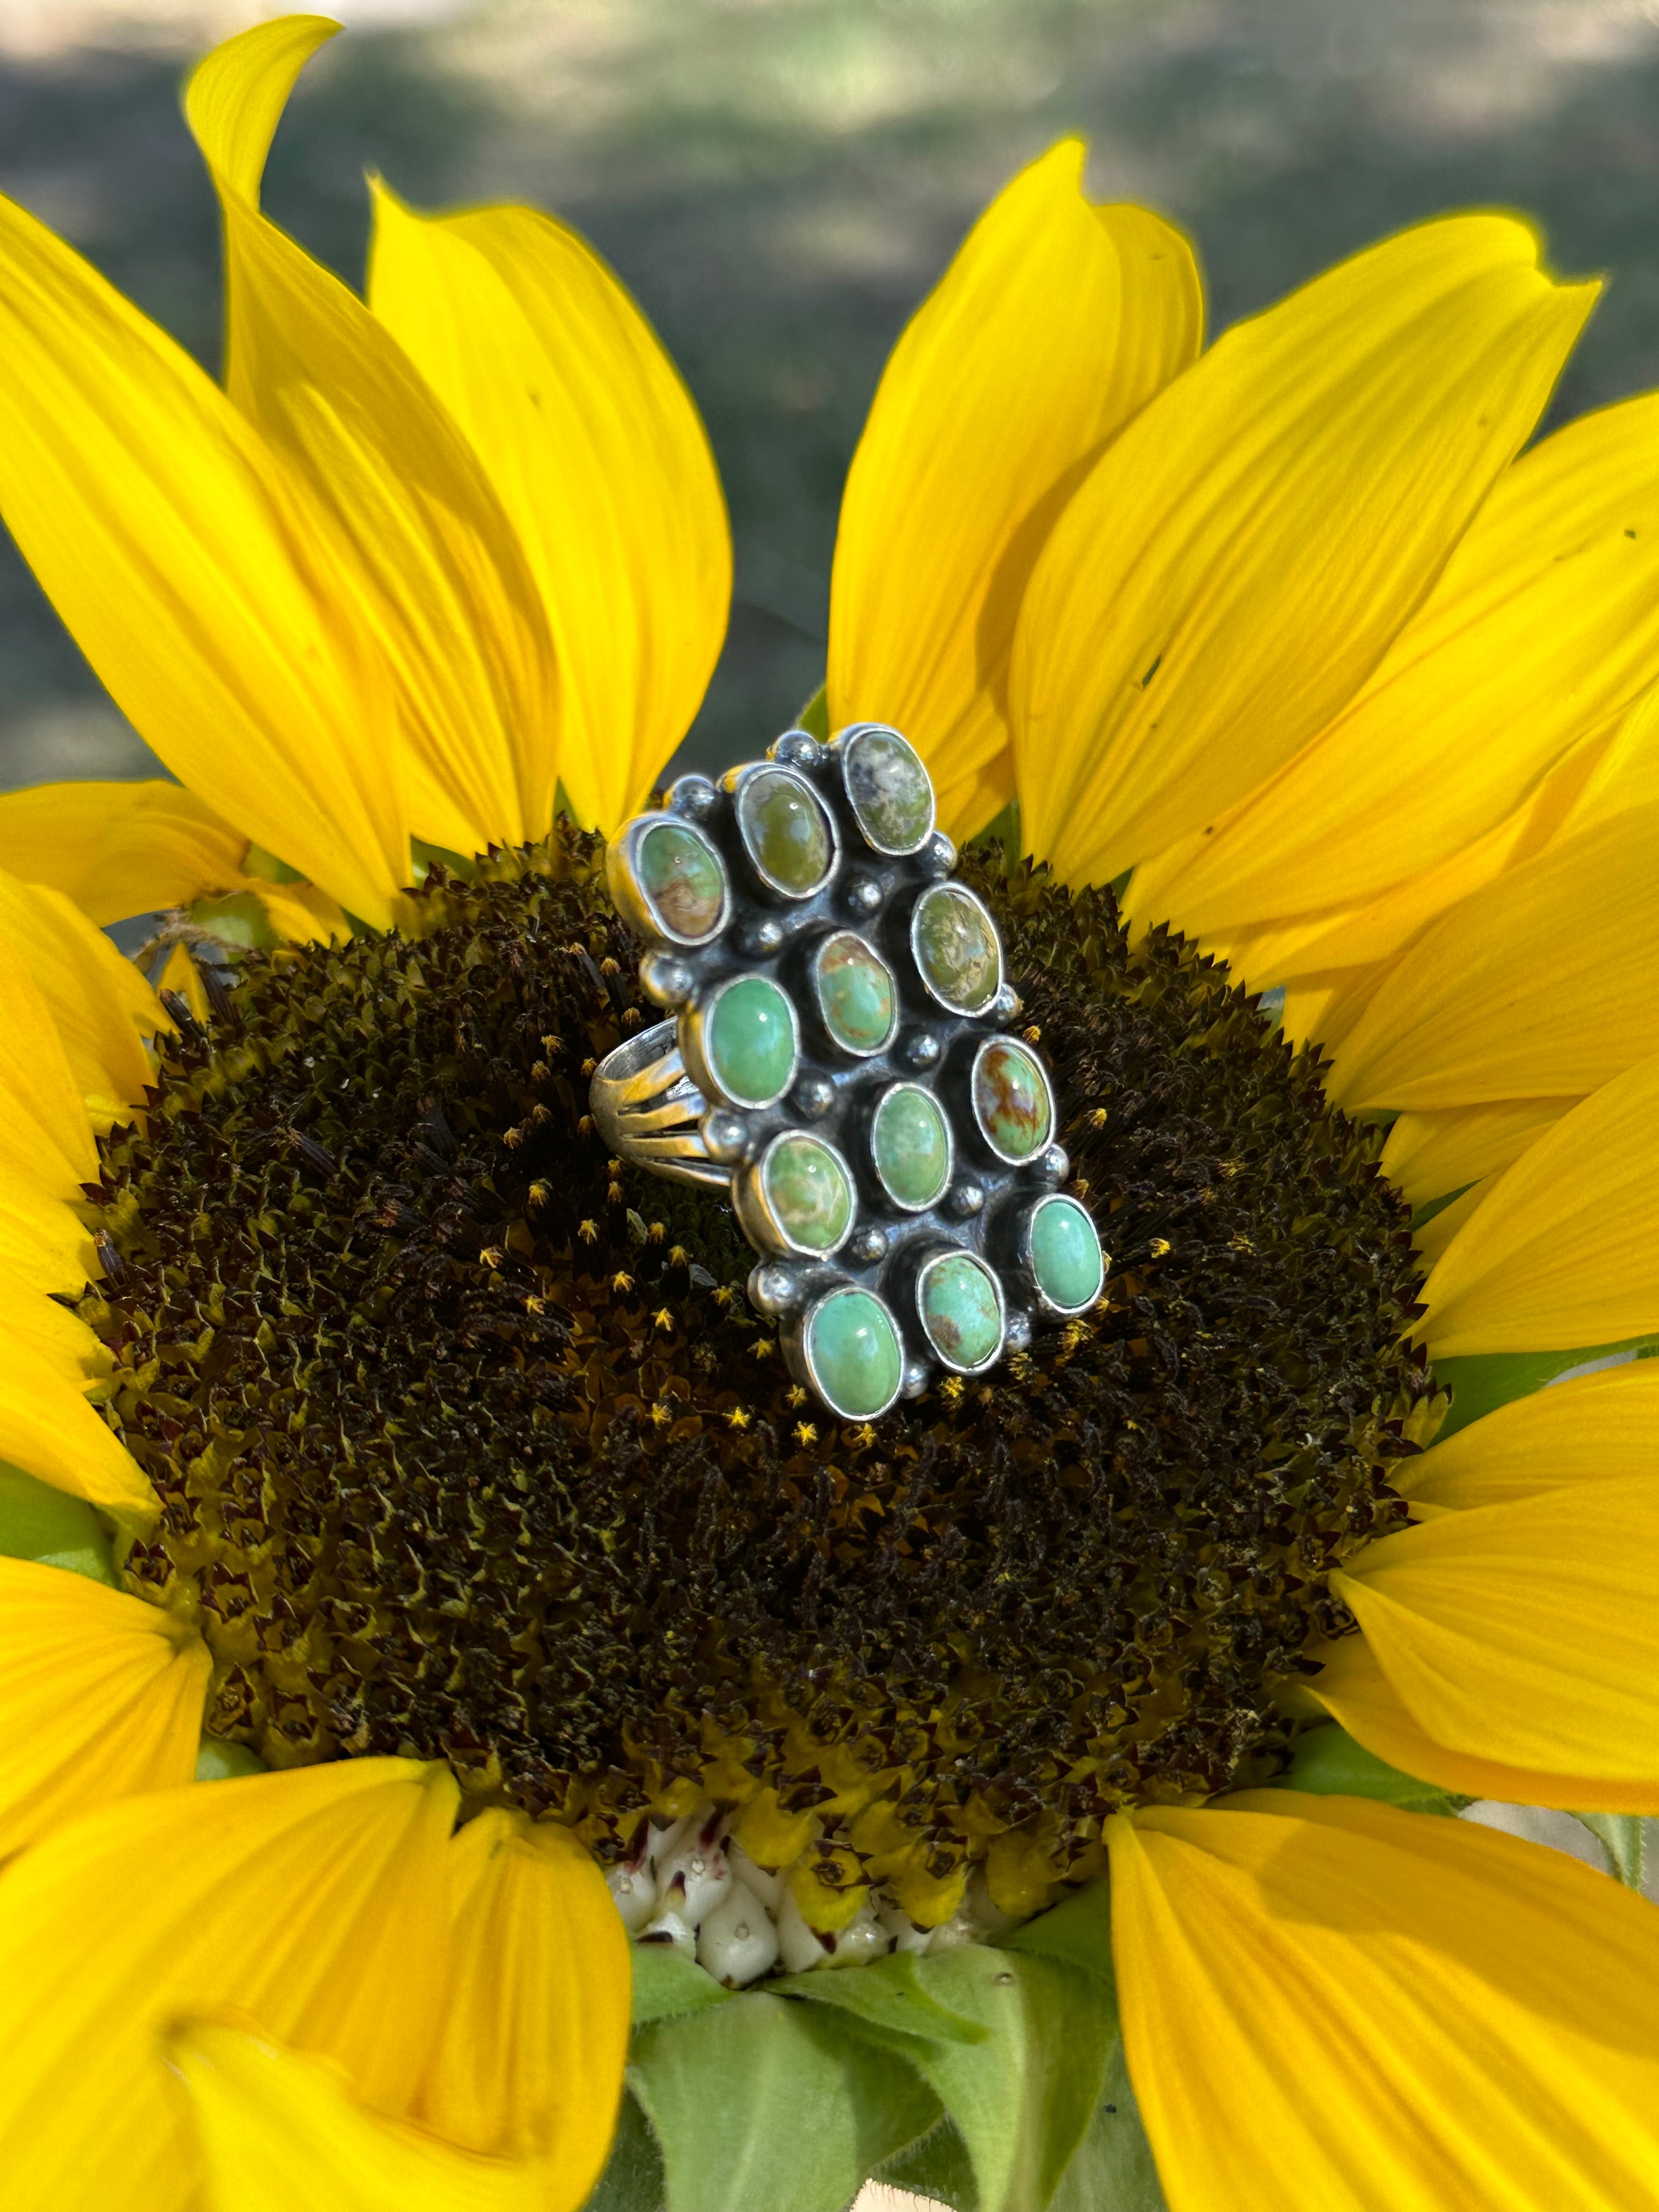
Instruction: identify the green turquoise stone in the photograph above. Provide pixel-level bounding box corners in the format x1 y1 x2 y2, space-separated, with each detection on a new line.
706 974 797 1105
815 932 897 1055
843 727 933 853
738 767 834 894
973 1038 1052 1160
805 1289 902 1419
913 884 1000 1014
637 820 726 940
1030 1196 1104 1311
919 1252 1003 1370
764 1134 853 1253
872 1085 950 1209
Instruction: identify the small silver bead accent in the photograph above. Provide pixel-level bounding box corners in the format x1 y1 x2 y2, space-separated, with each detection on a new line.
844 874 883 916
1040 1144 1070 1186
791 1074 836 1120
1005 1308 1033 1351
702 1110 752 1164
638 951 694 1008
749 1261 806 1317
921 831 956 877
900 1029 941 1070
994 983 1023 1022
847 1226 888 1265
741 917 785 956
902 1358 930 1398
668 774 719 819
771 727 825 769
946 1181 985 1219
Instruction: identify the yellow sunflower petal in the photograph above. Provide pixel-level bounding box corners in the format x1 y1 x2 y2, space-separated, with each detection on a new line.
1328 804 1659 1113
4 1278 108 1384
0 1556 207 1857
1381 1097 1573 1211
1109 1793 1659 2212
0 780 252 928
174 2027 550 2212
1312 1630 1659 1813
368 180 730 833
1417 1049 1659 1358
187 19 559 857
1402 1360 1659 1511
1010 216 1594 888
0 868 160 1124
0 1161 94 1299
0 932 99 1195
0 189 407 926
827 142 1201 838
0 1758 457 2208
414 1809 628 2191
0 1333 153 1521
1329 1476 1659 1788
1126 388 1659 936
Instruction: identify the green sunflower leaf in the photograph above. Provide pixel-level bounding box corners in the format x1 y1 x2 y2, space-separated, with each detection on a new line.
584 2090 667 2212
629 1945 732 2027
628 1988 941 2212
771 1948 989 2046
1573 1812 1650 1891
1432 1339 1659 1440
896 1945 1114 2212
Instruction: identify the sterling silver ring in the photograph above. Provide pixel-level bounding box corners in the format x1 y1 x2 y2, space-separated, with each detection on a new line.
590 721 1108 1422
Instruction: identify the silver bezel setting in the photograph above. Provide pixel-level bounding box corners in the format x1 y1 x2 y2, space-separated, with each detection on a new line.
869 1080 953 1214
969 1032 1055 1166
731 761 840 900
910 881 1004 1018
737 1129 857 1260
913 1246 1007 1376
1020 1193 1107 1317
798 1284 906 1421
836 723 937 858
681 970 802 1110
813 930 900 1059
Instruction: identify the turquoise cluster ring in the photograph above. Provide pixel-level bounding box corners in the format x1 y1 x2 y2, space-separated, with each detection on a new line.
590 721 1107 1421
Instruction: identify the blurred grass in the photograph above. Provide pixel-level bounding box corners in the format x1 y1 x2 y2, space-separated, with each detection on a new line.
5 0 1659 792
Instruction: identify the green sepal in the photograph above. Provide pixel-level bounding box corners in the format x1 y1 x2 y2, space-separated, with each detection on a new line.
0 1462 116 1587
584 2090 667 2212
771 1948 988 2046
972 800 1023 871
1046 2034 1166 2212
1573 1812 1650 1891
1279 1720 1470 1815
1433 1339 1658 1440
189 890 279 952
877 2115 980 2210
628 1989 940 2212
1002 1871 1115 1984
630 1944 731 2027
795 685 830 741
879 1945 1113 2212
241 842 307 885
194 1735 268 1781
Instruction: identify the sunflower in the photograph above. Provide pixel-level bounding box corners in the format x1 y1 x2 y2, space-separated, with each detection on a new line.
2 12 1659 2211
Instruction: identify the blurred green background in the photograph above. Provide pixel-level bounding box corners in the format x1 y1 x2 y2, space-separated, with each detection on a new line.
4 0 1659 794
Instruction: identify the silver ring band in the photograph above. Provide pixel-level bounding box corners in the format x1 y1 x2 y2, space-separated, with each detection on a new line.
589 1020 725 1189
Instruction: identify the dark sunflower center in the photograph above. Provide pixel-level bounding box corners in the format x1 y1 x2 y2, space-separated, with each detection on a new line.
82 827 1426 1925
